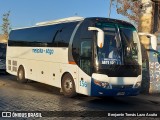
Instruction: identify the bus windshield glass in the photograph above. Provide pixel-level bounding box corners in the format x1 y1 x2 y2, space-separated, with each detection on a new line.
95 22 141 66
96 23 122 65
119 26 140 65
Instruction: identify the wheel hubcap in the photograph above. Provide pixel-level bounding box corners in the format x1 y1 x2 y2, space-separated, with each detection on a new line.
64 79 73 93
19 70 23 80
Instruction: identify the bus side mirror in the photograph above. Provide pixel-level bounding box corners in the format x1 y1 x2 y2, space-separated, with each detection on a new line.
88 27 104 48
138 32 157 50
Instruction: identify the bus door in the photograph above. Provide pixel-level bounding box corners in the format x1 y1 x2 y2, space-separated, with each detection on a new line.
78 39 92 95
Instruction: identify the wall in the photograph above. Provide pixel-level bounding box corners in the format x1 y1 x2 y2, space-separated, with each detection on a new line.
139 0 154 93
149 35 160 93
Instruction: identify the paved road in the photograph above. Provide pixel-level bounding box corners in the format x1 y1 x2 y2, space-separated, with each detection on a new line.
0 74 160 119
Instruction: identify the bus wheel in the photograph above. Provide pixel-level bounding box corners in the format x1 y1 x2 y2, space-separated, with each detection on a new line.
17 66 27 83
61 74 77 97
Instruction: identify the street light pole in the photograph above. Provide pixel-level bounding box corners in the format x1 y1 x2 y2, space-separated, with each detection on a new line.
108 0 112 18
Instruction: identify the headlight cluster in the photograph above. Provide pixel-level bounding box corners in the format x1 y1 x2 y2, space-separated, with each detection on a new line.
93 80 110 89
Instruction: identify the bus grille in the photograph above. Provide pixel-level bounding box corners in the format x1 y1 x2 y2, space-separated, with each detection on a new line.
8 60 11 65
8 60 17 72
8 66 11 70
12 61 17 66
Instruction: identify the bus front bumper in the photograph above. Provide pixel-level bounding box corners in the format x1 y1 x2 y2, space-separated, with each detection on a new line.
90 80 141 97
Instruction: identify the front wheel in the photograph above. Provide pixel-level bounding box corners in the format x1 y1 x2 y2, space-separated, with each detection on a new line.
17 66 27 83
61 74 77 97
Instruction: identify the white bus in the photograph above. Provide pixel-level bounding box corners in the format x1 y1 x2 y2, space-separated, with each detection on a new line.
7 17 143 97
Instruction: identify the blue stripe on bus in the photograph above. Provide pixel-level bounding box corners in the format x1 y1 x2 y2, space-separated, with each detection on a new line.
90 78 140 96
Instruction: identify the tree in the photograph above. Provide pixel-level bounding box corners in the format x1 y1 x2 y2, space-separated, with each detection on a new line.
113 0 141 26
1 11 11 41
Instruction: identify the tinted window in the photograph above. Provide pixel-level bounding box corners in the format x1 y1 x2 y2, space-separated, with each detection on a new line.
80 41 92 57
8 22 78 47
0 44 6 59
72 19 94 75
80 40 92 75
97 28 120 59
72 20 94 59
54 22 78 47
10 25 59 42
120 27 139 65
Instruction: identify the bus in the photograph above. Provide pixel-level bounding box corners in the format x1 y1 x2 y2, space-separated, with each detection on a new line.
7 17 143 97
0 43 7 72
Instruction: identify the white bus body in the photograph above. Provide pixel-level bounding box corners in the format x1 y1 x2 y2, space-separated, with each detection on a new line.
7 17 142 97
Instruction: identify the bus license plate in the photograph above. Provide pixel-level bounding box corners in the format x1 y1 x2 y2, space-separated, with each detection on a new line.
117 92 125 96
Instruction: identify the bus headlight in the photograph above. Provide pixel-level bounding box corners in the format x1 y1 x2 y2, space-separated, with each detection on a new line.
93 80 110 89
134 81 141 88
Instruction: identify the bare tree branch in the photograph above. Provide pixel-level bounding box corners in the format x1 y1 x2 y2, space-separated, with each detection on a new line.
113 0 141 25
1 11 11 41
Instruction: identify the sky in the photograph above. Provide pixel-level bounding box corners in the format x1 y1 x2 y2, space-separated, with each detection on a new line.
0 0 127 32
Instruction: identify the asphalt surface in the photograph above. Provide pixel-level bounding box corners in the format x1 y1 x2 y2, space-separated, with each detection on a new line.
0 74 160 120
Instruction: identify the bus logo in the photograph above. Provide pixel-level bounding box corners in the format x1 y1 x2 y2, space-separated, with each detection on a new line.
80 80 87 87
32 48 54 55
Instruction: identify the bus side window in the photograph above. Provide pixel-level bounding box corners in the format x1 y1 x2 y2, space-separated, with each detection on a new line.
80 41 91 57
80 40 92 75
54 22 78 47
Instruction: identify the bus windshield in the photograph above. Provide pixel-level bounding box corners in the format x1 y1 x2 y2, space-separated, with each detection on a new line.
96 23 141 66
96 23 122 65
119 27 140 65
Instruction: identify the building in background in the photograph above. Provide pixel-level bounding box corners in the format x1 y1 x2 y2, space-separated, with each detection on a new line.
153 0 160 34
149 0 160 94
0 34 7 43
139 0 160 94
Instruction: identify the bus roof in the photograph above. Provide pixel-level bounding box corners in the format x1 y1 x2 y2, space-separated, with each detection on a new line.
12 17 134 30
36 16 84 26
86 17 134 27
11 16 84 30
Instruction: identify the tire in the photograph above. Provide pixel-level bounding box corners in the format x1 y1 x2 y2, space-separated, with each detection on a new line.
17 66 27 83
61 74 77 97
